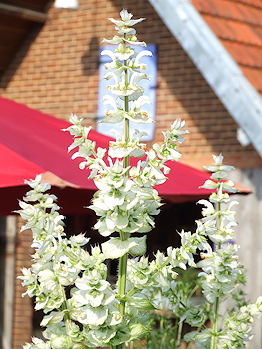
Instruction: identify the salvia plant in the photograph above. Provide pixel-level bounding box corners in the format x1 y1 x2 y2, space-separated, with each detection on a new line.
17 9 262 349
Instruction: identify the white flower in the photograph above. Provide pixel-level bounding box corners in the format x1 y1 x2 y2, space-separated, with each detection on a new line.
24 337 51 349
53 255 79 286
102 237 142 259
198 200 216 216
82 325 117 347
71 138 96 159
108 10 145 27
169 119 189 142
102 35 123 45
101 50 117 67
70 234 90 247
133 50 153 70
100 95 125 124
204 154 235 173
40 311 64 327
200 179 219 190
108 138 146 158
106 71 147 99
38 269 58 292
115 44 135 60
128 95 153 123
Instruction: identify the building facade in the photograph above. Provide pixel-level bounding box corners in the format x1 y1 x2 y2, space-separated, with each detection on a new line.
0 0 262 348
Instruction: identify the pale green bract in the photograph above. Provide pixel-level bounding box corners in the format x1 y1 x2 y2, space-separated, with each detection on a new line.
64 113 187 239
17 10 262 349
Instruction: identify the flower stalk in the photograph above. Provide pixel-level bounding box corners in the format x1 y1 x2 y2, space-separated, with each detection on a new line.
16 10 262 349
117 42 130 325
210 200 221 349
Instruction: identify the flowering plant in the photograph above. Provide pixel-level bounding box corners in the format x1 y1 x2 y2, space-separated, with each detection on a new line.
17 10 262 349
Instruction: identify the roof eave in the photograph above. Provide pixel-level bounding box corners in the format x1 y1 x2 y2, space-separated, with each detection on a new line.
0 2 48 23
148 0 262 157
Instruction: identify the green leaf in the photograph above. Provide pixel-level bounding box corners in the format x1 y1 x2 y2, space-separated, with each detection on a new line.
40 311 64 326
184 329 212 342
129 236 147 256
129 323 149 340
73 345 90 349
101 238 138 259
126 295 156 310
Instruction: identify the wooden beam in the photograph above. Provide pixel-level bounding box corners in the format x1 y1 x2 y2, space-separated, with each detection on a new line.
0 2 47 23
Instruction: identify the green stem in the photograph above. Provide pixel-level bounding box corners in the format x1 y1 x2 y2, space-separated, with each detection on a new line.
210 297 219 349
210 200 222 349
160 317 168 349
118 251 128 315
114 51 130 349
188 284 200 299
160 315 164 330
117 62 130 308
173 317 179 346
175 320 183 348
60 285 72 344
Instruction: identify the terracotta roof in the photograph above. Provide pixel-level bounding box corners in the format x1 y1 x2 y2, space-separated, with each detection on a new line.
191 0 262 96
149 0 262 157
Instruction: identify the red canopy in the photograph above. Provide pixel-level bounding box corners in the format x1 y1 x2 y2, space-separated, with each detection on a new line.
0 97 247 215
0 142 45 188
0 97 109 191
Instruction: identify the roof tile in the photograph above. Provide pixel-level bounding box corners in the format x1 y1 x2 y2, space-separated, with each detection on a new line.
204 16 262 46
223 41 262 68
193 0 262 24
192 0 262 96
234 0 262 8
241 66 262 93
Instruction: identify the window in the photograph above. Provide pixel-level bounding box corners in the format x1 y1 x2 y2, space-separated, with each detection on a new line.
97 44 157 140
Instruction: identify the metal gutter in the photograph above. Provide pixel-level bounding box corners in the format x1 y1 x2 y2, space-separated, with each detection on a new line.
148 0 262 157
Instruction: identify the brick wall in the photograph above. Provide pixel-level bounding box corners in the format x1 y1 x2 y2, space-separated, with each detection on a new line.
1 0 261 169
1 0 262 347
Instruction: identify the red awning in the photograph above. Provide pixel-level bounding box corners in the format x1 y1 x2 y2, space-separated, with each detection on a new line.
0 142 45 188
0 97 249 215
